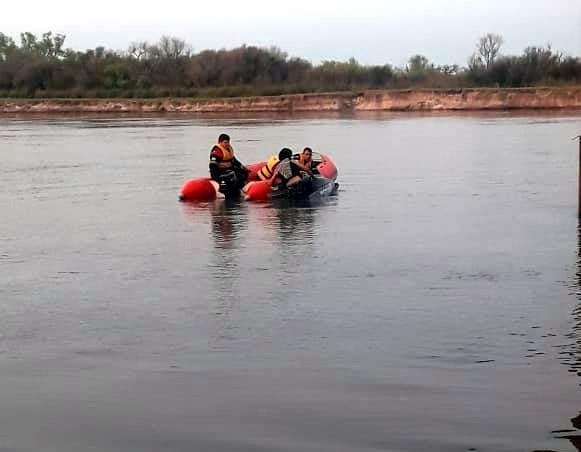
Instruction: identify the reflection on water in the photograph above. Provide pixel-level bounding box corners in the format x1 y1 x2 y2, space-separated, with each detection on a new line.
208 199 248 250
273 205 317 248
179 200 324 353
183 199 321 280
270 206 319 292
183 200 250 346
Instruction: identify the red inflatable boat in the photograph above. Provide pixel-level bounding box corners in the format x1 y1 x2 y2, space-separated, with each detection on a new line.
179 153 338 202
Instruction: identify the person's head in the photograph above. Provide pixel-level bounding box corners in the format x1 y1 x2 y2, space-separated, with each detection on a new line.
278 148 293 161
218 133 231 148
302 147 313 161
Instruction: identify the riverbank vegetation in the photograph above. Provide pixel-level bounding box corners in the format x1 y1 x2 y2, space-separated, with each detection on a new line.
0 32 579 98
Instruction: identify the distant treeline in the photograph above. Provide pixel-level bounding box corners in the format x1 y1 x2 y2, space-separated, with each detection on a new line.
0 32 579 98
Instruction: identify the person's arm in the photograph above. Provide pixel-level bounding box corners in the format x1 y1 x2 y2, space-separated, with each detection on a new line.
209 162 221 180
232 157 247 171
268 163 281 186
268 172 278 186
293 160 313 176
210 146 223 163
209 147 221 179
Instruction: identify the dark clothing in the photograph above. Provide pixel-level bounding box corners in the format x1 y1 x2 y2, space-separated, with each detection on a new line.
209 157 246 182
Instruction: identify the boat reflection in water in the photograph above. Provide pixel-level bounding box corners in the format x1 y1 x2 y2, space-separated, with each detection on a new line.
180 197 329 350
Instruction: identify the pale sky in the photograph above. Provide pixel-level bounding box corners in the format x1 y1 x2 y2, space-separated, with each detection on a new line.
3 0 580 67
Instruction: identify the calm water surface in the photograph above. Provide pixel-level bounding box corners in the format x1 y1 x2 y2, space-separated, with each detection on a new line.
1 111 581 452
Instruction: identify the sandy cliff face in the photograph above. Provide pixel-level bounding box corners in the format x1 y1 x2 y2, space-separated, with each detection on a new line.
0 87 579 113
354 87 581 110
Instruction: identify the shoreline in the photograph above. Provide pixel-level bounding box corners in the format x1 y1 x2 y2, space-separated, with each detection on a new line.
1 87 580 113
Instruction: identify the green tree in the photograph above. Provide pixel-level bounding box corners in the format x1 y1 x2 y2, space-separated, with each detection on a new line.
37 32 66 58
19 32 37 53
104 63 130 89
407 54 431 78
0 33 16 61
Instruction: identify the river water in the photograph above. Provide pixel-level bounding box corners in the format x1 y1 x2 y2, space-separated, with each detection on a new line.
1 111 581 452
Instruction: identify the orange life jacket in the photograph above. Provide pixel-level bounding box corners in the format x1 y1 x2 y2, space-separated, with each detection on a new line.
212 143 235 169
257 155 280 180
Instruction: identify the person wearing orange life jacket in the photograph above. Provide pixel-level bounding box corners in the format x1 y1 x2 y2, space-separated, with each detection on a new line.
209 133 248 190
257 155 280 181
293 147 314 171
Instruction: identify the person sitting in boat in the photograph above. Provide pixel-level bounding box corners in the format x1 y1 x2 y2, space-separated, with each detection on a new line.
209 133 248 189
293 147 313 170
257 154 280 181
269 148 312 189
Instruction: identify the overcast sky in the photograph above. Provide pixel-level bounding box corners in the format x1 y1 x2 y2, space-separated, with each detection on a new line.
3 0 580 66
